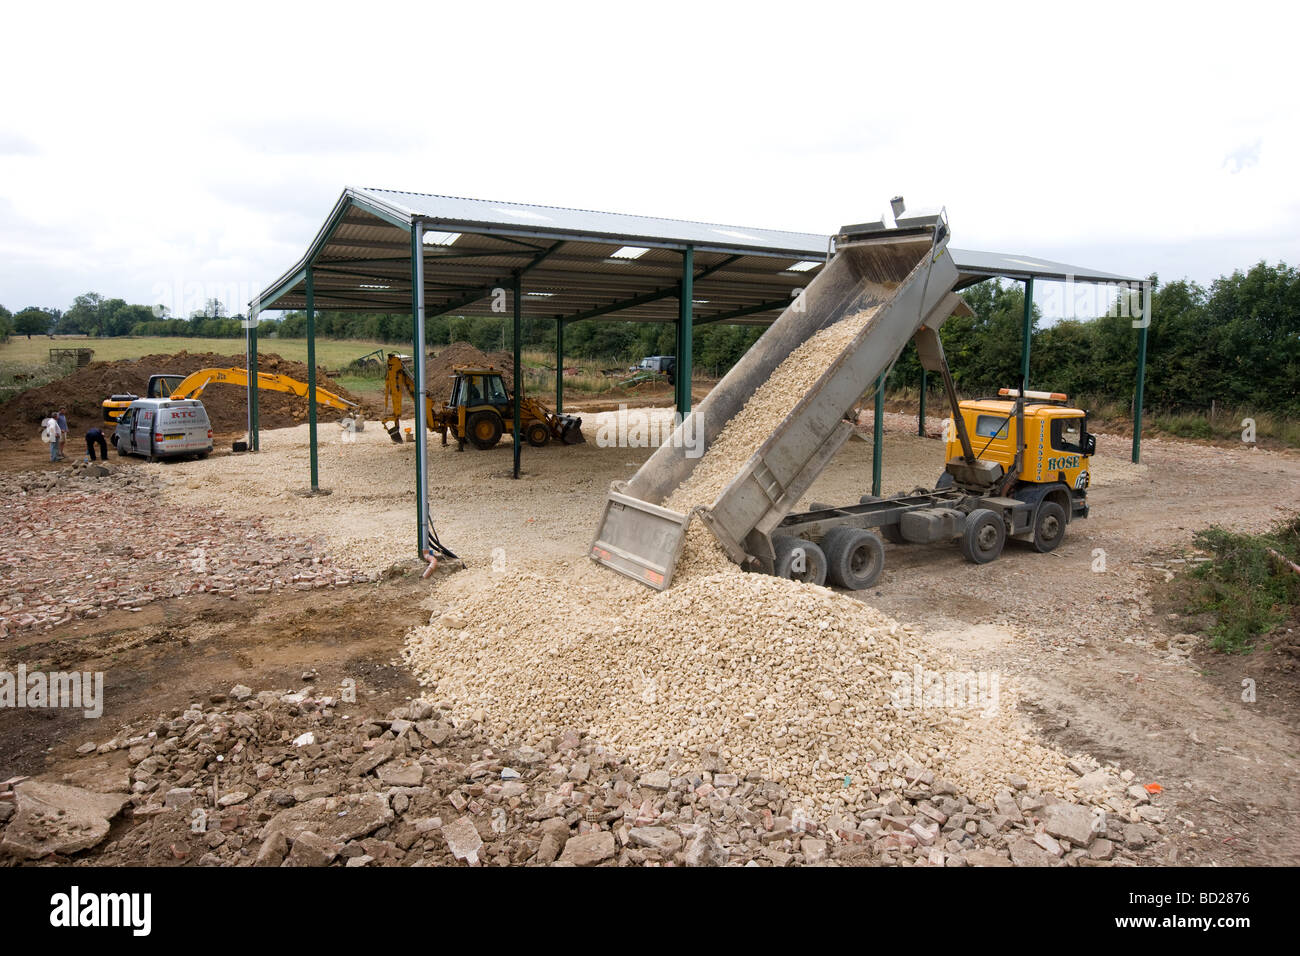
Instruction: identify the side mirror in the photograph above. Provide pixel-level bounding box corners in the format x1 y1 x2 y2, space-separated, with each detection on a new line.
1084 434 1096 456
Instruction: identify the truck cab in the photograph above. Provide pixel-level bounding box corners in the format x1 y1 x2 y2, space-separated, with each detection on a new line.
945 388 1094 518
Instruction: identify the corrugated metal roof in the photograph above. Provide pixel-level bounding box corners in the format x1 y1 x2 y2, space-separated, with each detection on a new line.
253 188 1144 323
358 187 831 258
950 248 1141 285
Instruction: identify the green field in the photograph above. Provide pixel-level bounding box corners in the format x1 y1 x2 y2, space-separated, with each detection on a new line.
0 335 390 371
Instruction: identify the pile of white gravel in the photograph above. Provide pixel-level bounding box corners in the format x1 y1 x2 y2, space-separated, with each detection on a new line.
403 559 1079 808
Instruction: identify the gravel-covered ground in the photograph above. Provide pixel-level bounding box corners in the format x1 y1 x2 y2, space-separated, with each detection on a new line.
3 376 1296 865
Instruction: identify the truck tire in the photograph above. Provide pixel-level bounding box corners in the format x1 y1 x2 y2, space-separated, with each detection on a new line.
772 535 826 586
525 422 550 447
1031 500 1067 553
960 508 1005 564
822 527 885 590
881 522 906 545
466 411 504 450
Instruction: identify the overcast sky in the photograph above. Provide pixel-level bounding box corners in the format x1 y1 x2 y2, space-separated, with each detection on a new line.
2 0 1296 319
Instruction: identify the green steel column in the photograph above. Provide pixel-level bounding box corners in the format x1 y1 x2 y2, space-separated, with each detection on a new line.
512 273 522 479
918 368 927 437
555 319 564 415
678 246 694 415
672 319 682 411
1020 276 1034 387
411 224 428 556
1132 282 1150 463
248 314 260 451
305 268 318 490
872 373 885 496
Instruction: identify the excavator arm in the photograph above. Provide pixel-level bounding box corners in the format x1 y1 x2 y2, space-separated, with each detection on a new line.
167 368 358 411
382 354 439 443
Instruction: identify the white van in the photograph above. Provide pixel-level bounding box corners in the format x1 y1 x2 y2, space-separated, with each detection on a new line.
113 398 214 461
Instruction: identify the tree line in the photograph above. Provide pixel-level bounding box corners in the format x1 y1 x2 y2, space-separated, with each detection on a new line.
0 294 247 340
891 260 1299 415
4 259 1296 414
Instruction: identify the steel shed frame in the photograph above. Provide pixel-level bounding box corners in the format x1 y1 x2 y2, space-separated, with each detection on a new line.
248 188 1151 559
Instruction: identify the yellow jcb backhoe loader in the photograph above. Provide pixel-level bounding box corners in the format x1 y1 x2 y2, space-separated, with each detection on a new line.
381 353 583 449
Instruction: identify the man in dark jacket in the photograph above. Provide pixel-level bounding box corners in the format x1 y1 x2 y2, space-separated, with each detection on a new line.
85 426 109 461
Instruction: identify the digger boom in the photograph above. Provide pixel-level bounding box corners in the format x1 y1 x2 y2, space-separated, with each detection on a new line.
167 368 357 411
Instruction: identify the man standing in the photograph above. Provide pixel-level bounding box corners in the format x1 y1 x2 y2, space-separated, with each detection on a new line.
40 412 60 462
85 426 109 461
55 408 69 461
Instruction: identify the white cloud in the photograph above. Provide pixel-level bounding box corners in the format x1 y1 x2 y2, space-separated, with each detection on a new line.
1 0 1297 313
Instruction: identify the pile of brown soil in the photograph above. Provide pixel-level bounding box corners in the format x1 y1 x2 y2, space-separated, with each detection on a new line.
424 343 515 402
0 351 366 439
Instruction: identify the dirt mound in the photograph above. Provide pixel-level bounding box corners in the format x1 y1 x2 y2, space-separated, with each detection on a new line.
0 350 365 439
425 343 515 402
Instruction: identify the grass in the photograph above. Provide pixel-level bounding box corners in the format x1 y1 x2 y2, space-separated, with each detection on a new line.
0 360 63 402
0 335 393 372
1183 514 1300 653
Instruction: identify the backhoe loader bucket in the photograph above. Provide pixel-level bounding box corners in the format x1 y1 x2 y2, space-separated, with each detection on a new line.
383 419 404 444
559 415 585 444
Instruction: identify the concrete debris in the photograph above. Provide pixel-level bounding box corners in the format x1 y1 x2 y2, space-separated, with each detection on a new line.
0 781 131 859
0 468 374 639
0 683 1161 867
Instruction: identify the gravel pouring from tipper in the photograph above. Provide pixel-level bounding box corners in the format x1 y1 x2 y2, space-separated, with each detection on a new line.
405 310 1080 809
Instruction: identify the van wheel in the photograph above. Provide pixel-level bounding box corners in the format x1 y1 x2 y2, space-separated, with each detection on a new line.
960 508 1006 564
772 535 826 586
822 527 885 590
1032 501 1067 553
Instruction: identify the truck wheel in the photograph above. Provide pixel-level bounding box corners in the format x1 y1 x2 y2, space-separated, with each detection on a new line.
525 422 550 447
1031 500 1067 553
881 523 906 545
822 527 885 590
772 535 827 586
466 411 504 450
960 508 1005 564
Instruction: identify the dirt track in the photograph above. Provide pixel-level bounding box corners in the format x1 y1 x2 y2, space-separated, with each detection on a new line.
1 409 1297 865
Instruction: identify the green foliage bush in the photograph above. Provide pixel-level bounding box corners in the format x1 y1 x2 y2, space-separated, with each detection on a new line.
1186 515 1300 653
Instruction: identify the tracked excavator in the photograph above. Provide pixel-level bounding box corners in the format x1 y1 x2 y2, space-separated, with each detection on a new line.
102 368 359 425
